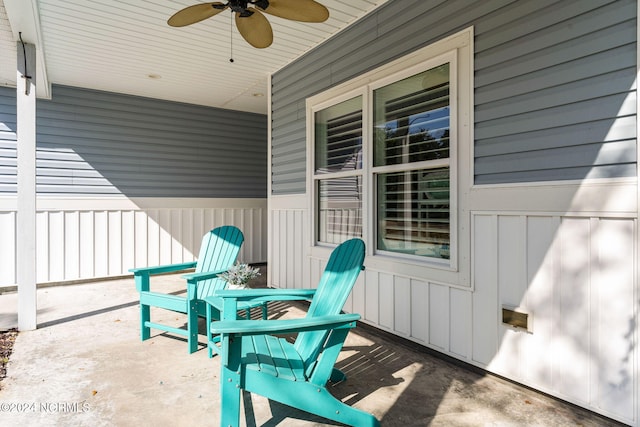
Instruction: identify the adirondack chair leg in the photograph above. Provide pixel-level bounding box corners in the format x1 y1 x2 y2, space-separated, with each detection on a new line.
206 303 214 358
220 371 241 427
187 300 199 354
207 303 222 358
290 387 379 427
220 334 242 427
135 274 151 341
326 394 380 427
261 303 267 320
140 303 151 341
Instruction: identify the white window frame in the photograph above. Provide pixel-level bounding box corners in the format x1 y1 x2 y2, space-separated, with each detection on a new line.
306 27 473 287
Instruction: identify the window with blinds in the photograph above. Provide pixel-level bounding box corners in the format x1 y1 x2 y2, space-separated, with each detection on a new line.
312 62 453 260
314 96 363 243
373 63 451 259
309 29 473 271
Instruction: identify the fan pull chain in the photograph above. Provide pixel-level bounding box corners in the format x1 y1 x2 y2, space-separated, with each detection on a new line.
229 13 234 63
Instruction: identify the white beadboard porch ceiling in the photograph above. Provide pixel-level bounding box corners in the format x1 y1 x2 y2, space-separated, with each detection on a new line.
0 0 388 114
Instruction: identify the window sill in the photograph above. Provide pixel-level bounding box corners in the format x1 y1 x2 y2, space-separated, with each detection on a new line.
309 244 471 289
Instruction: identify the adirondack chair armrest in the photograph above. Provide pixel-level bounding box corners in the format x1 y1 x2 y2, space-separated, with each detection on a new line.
210 288 316 304
129 261 197 276
211 313 361 336
181 268 227 283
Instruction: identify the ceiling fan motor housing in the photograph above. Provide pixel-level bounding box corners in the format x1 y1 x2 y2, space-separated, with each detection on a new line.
225 0 271 17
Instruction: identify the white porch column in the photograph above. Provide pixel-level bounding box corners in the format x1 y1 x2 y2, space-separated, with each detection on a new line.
16 40 37 331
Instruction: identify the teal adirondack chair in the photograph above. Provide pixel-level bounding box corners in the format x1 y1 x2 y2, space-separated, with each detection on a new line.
207 238 380 427
130 225 265 354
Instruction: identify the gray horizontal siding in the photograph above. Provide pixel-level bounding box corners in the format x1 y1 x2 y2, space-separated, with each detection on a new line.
474 0 636 184
0 88 17 194
271 0 636 193
0 85 267 197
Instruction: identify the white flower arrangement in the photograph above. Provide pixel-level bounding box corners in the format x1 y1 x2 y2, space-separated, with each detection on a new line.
219 262 261 289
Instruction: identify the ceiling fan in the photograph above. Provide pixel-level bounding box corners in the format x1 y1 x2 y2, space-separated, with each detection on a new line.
167 0 330 49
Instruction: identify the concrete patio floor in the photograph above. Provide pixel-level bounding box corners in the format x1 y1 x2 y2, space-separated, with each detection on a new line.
0 271 628 427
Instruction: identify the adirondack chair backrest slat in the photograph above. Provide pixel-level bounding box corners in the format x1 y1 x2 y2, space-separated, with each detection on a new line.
194 226 244 299
293 238 365 374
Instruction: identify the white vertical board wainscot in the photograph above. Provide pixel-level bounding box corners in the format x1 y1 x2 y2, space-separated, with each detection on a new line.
268 184 637 425
0 197 267 288
474 212 636 423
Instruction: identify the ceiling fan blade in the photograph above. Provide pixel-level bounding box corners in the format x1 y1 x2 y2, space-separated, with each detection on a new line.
256 0 329 23
235 8 273 48
167 3 228 27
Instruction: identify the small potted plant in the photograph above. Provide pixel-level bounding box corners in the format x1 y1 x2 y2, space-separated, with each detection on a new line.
219 262 261 289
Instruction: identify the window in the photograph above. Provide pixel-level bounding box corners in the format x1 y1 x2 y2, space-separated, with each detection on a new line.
308 28 472 273
314 96 363 243
373 64 451 261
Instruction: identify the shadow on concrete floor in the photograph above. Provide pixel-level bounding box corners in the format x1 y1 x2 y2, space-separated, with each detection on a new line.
0 270 629 427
